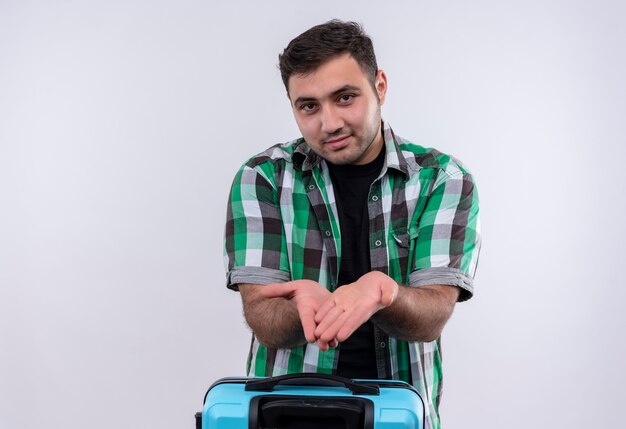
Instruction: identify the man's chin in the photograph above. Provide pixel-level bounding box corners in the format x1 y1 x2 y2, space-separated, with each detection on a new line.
324 150 359 166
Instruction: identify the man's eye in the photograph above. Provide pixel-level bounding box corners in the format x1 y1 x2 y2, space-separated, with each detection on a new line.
338 94 354 104
300 103 317 112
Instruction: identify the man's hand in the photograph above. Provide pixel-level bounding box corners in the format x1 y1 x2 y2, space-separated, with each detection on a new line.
260 280 334 345
313 271 398 350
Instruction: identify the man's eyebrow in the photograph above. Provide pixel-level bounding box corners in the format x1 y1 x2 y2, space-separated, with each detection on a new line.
331 85 361 96
293 85 362 106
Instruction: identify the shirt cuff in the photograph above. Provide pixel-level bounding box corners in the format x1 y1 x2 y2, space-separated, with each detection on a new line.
227 266 292 291
409 267 474 302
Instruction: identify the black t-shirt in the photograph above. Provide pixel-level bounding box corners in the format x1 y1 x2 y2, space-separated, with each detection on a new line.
327 145 385 379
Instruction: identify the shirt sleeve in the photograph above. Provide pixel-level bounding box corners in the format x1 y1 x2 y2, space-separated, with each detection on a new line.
408 167 481 301
224 163 291 291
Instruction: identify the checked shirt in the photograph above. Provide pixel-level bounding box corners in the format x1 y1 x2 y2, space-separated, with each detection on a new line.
224 123 481 429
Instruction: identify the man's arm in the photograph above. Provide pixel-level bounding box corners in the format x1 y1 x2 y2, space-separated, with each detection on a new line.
368 165 477 341
239 279 334 349
239 283 305 349
313 271 460 347
373 282 460 342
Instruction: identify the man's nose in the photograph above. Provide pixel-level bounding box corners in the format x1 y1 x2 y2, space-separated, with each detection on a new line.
320 106 344 135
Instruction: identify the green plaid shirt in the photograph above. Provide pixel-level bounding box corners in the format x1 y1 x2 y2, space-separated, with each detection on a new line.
224 123 481 429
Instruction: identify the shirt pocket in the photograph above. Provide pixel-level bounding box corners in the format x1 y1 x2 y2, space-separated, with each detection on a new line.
389 228 419 284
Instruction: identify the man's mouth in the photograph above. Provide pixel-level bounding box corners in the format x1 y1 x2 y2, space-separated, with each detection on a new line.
324 135 351 149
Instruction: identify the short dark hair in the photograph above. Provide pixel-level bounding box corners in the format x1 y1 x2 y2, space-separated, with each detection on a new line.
278 20 378 92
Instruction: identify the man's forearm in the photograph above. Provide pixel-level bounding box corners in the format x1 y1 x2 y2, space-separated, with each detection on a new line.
372 283 460 343
238 284 306 349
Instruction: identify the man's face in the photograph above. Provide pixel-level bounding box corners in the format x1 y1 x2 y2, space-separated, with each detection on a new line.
287 54 387 165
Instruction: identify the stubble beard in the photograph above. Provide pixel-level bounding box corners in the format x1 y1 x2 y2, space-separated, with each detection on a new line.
323 131 378 166
319 114 383 166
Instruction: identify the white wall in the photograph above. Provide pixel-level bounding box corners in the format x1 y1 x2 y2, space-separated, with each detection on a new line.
1 1 625 428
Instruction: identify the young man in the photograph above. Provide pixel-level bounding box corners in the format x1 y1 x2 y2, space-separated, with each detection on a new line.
224 20 480 429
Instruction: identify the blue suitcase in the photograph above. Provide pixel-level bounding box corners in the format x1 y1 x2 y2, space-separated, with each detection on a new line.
196 373 424 428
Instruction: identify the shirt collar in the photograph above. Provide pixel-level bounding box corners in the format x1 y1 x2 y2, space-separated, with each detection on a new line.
381 122 410 177
292 121 410 177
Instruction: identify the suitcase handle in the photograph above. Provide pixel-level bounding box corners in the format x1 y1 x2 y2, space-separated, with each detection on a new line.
244 373 380 396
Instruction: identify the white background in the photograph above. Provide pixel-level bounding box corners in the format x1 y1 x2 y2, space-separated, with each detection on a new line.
1 1 625 428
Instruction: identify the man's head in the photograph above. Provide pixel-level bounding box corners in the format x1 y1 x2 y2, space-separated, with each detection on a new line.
279 20 387 166
278 20 378 93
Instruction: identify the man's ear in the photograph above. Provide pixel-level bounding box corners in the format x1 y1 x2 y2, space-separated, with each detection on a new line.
375 70 388 105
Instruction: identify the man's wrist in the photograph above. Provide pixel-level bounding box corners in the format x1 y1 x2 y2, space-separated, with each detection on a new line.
380 273 399 308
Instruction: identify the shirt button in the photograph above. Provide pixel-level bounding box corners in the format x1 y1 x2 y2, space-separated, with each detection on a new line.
375 240 382 246
308 185 315 190
325 231 332 237
371 195 379 201
380 342 386 348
